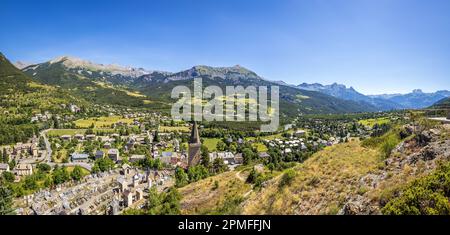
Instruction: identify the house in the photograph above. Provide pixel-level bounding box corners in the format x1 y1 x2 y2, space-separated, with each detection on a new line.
103 142 112 149
71 153 89 162
135 137 146 145
209 152 235 164
61 135 71 141
234 153 244 164
108 149 120 162
74 134 84 140
125 139 135 150
258 152 270 159
31 144 38 157
0 163 10 173
14 164 33 176
85 134 96 140
129 154 145 163
294 130 306 137
160 152 174 164
111 133 120 138
284 124 293 130
69 104 81 113
95 150 104 160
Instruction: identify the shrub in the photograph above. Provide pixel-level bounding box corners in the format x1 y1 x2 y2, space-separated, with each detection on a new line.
380 135 398 159
279 169 296 188
381 163 450 215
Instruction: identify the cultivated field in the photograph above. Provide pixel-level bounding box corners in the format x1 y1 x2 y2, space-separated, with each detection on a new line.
74 116 134 128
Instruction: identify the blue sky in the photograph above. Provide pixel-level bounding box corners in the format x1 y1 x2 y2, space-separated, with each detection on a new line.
1 0 449 94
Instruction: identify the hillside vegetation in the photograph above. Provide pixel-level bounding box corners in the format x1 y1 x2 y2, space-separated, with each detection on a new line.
0 52 88 145
242 141 381 214
179 170 251 214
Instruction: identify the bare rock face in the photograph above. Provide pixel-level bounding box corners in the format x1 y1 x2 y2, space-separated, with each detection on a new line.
338 195 380 215
416 130 433 146
407 146 437 164
339 125 450 215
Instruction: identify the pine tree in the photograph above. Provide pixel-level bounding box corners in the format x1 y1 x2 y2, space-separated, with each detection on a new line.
0 186 15 215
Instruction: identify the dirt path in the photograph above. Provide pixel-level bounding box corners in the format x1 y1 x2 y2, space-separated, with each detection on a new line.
235 170 246 182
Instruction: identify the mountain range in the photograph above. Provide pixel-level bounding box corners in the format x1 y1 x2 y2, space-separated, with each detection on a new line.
3 53 449 120
0 52 87 112
297 83 450 110
15 55 374 119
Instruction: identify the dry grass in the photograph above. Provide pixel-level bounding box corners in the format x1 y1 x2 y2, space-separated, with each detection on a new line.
179 171 251 214
242 141 381 214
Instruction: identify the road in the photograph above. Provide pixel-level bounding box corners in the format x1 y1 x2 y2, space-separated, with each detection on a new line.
25 129 92 171
40 129 53 162
19 129 53 164
428 117 450 124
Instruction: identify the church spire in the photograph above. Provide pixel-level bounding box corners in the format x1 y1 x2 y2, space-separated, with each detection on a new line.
189 121 200 144
188 121 202 167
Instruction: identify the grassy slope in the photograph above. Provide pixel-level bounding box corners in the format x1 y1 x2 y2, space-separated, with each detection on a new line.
242 141 381 214
0 52 86 112
23 61 169 110
179 170 251 215
178 140 382 215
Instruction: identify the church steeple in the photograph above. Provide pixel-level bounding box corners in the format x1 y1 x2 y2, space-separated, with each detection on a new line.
188 121 202 167
189 121 200 144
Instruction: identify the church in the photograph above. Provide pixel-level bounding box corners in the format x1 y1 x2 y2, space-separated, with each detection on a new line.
188 122 202 167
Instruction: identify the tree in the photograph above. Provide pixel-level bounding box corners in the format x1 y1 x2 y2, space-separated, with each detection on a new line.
229 143 237 153
146 186 162 215
174 167 189 187
44 176 54 188
92 158 115 173
153 130 160 143
85 128 94 135
200 145 210 168
52 116 60 129
242 148 256 165
2 171 15 183
212 158 228 174
71 166 84 181
38 136 46 149
0 186 15 215
23 175 38 191
246 168 259 184
180 142 187 152
37 163 51 173
159 187 181 215
2 148 8 163
8 159 16 171
53 166 70 185
216 140 226 151
187 165 209 183
267 163 275 174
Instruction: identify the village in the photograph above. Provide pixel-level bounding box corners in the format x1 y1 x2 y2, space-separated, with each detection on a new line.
0 106 406 215
0 109 256 214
